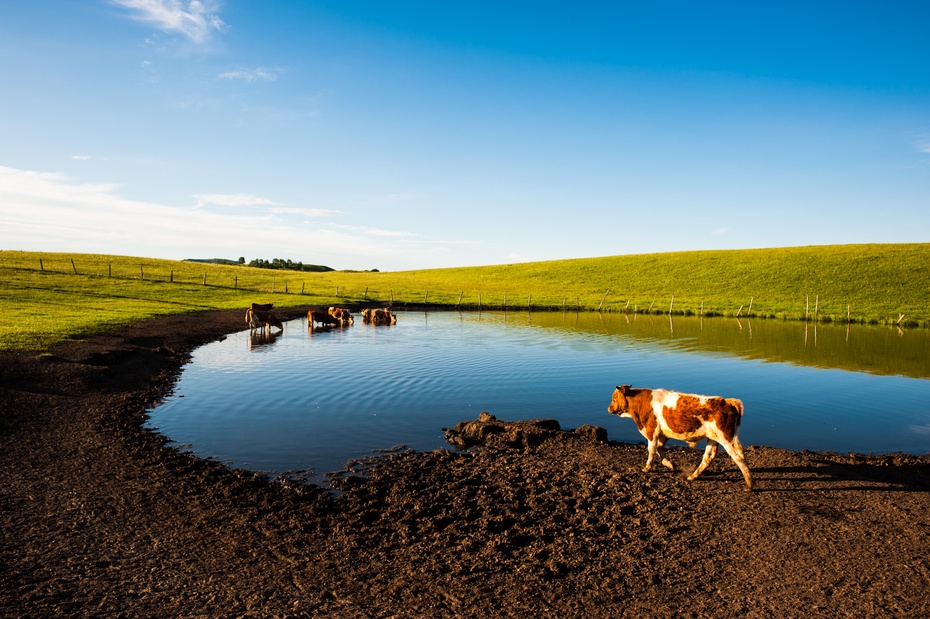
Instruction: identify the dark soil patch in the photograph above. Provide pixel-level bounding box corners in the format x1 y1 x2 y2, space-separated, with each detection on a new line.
2 308 929 618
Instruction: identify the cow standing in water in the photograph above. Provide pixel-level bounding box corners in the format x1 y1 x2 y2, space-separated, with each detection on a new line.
608 384 752 491
308 310 341 331
245 308 283 332
361 308 396 325
328 307 354 326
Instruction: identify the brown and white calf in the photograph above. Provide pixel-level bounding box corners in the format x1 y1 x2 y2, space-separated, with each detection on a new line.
608 384 752 491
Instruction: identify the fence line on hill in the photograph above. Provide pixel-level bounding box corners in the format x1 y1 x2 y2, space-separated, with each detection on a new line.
23 256 918 327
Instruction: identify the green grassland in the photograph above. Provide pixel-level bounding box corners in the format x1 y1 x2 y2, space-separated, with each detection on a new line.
1 244 927 351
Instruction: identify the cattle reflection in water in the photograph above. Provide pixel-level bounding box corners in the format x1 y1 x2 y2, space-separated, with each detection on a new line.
248 329 281 350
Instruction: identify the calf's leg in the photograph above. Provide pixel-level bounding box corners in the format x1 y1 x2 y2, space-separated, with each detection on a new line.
656 435 675 470
688 440 718 481
644 434 675 472
719 437 752 491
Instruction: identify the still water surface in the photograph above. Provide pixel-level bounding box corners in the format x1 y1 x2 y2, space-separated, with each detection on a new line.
146 311 930 482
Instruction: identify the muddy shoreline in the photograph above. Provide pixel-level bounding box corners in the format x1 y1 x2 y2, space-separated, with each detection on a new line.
2 308 929 618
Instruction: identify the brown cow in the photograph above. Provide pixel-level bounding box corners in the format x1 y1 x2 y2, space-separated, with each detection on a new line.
328 306 354 326
361 307 396 325
246 308 283 331
608 384 752 491
308 310 340 331
249 302 274 312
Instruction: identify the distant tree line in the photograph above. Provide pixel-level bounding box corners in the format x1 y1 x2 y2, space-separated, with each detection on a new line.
247 258 334 272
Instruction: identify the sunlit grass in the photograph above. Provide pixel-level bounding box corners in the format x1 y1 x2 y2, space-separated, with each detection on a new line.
1 244 927 351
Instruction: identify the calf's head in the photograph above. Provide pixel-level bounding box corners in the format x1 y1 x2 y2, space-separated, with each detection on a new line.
607 385 634 418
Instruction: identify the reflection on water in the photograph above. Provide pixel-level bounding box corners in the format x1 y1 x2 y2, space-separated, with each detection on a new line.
146 311 930 484
509 311 930 380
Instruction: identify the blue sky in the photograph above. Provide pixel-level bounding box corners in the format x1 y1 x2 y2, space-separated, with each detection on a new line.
1 1 928 271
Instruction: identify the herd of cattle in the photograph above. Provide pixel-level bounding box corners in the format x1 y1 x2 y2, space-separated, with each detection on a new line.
244 302 753 490
244 302 397 333
307 306 397 331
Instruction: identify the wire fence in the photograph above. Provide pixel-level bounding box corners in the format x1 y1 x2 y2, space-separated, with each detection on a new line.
24 256 923 327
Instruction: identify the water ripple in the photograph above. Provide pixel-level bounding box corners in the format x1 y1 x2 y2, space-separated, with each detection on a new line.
147 311 930 483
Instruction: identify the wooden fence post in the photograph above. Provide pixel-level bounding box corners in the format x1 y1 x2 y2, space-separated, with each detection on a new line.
108 264 112 278
300 282 304 295
71 259 77 274
669 295 674 315
140 265 144 280
457 291 463 306
527 294 532 308
647 300 655 312
748 297 754 315
598 289 610 312
170 270 174 283
364 287 369 300
425 291 429 304
203 272 207 286
503 293 507 309
478 293 481 309
390 289 394 304
39 259 44 272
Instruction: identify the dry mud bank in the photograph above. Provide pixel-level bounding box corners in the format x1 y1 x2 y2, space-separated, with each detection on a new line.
2 309 929 618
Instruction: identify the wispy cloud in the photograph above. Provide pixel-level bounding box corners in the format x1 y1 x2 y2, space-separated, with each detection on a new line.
218 68 281 83
194 193 276 207
711 227 729 235
112 0 226 44
329 223 420 238
270 207 341 217
0 165 399 264
503 252 531 263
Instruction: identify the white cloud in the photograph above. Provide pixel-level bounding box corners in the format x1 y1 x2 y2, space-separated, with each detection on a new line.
270 207 341 217
329 223 420 238
218 68 280 83
0 166 398 263
194 193 276 207
112 0 226 44
711 227 729 235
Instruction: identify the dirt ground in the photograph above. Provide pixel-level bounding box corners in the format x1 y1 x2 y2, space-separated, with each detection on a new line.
2 308 929 618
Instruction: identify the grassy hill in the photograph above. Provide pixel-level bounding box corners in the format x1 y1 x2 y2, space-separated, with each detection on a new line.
1 244 927 351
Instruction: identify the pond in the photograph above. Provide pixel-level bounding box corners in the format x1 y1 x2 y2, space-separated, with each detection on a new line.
145 311 930 484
